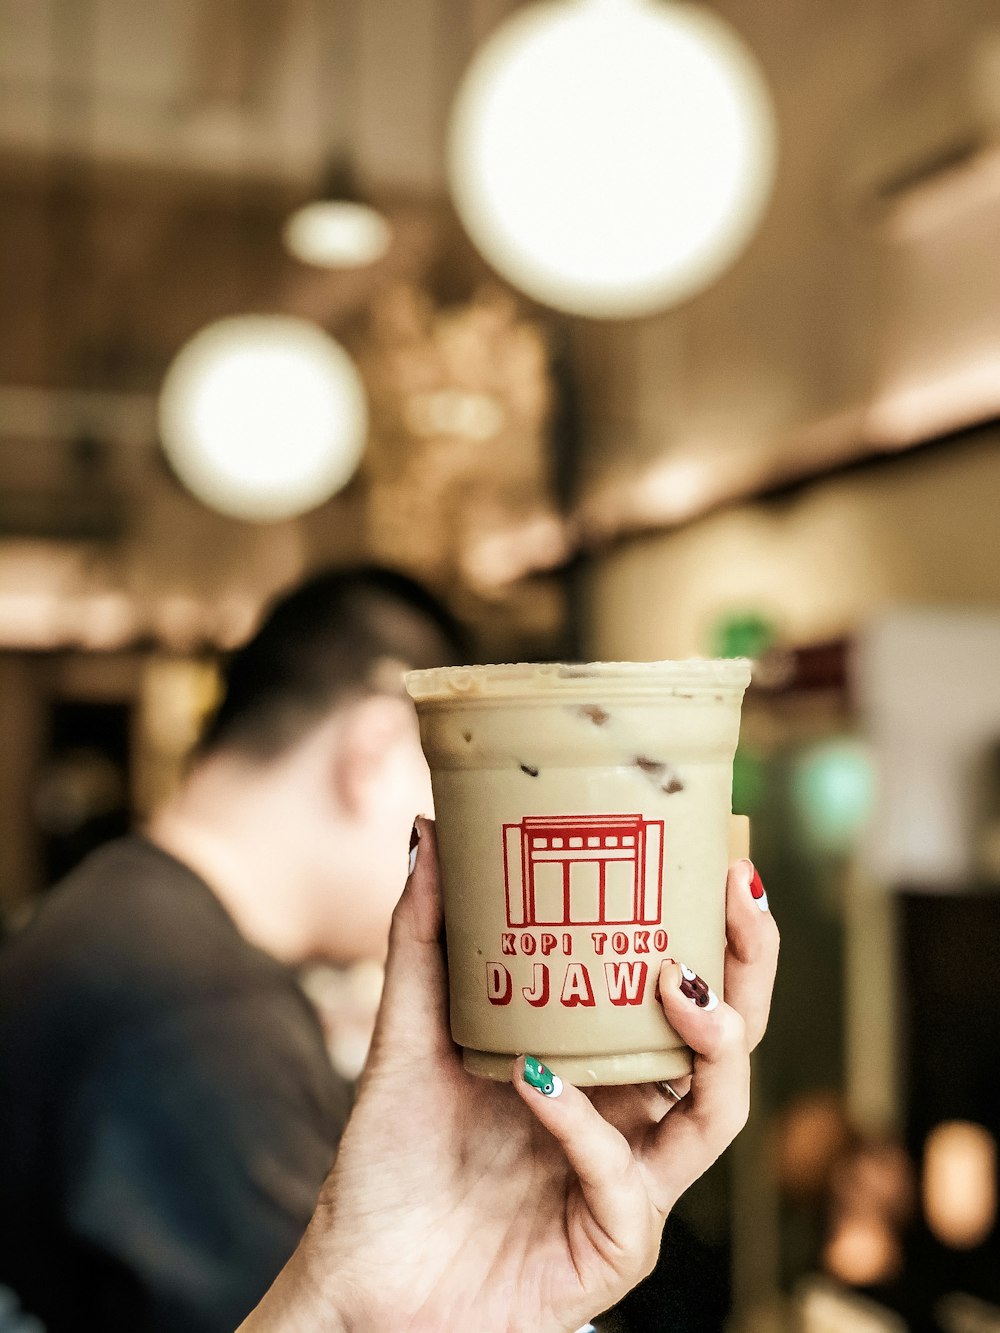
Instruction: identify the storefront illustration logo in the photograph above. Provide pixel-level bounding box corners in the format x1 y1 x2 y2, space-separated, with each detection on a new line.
502 814 663 928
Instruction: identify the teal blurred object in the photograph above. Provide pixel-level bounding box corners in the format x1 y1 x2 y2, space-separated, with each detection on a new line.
791 738 876 854
710 612 777 661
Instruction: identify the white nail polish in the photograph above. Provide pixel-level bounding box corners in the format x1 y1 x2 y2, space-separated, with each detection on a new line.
408 844 418 875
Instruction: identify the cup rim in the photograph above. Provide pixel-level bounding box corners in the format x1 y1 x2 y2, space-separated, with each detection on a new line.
404 657 753 701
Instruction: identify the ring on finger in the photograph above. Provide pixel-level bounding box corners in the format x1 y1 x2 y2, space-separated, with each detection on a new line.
656 1080 684 1103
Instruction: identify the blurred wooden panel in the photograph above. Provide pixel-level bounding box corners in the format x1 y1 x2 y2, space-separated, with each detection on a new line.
0 656 44 905
0 157 300 391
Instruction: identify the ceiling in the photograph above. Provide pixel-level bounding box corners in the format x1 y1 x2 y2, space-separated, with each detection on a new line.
0 0 518 398
568 0 1000 541
2 0 1000 565
0 0 519 189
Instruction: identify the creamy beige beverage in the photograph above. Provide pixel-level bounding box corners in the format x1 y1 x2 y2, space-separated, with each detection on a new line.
404 659 752 1086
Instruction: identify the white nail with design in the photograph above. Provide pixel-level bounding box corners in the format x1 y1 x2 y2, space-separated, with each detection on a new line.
679 963 719 1012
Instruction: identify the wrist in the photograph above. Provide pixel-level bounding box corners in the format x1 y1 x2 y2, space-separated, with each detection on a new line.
237 1244 352 1333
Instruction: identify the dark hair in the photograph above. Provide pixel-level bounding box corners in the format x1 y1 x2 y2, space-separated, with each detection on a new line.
200 566 466 761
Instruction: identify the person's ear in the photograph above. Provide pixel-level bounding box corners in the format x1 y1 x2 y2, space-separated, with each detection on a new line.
331 695 415 817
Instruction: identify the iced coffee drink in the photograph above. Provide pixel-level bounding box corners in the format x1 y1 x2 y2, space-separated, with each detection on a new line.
404 659 752 1086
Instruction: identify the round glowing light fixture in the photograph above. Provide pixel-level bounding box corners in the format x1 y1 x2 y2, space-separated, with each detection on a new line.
448 0 777 318
159 316 368 522
283 200 392 269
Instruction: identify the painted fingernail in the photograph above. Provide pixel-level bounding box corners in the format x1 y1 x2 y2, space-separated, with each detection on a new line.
408 821 420 875
747 861 769 913
679 964 719 1012
523 1055 563 1098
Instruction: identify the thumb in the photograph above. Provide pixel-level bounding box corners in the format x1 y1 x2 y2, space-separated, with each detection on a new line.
367 816 458 1070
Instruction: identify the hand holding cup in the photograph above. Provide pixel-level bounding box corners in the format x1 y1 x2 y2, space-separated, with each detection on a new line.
242 820 779 1333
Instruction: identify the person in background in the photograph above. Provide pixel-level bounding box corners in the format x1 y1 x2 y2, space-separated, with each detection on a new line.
0 567 464 1333
238 819 780 1332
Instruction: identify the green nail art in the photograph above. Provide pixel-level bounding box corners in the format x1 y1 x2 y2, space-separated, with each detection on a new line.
523 1055 563 1098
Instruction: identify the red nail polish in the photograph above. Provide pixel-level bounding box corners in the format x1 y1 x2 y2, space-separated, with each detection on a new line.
748 864 769 913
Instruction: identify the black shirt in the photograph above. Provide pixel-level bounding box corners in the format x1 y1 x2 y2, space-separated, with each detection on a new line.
0 837 352 1332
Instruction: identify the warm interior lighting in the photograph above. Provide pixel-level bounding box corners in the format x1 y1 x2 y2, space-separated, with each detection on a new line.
923 1120 997 1249
460 513 569 590
448 0 777 318
283 200 392 269
0 591 65 648
775 1092 850 1200
823 1216 902 1288
76 592 136 650
799 1278 909 1332
141 660 221 757
159 316 368 522
403 389 506 441
823 1138 915 1288
866 354 1000 450
577 454 719 541
876 142 1000 242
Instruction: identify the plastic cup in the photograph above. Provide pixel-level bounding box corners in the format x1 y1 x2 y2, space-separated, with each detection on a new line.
404 659 752 1086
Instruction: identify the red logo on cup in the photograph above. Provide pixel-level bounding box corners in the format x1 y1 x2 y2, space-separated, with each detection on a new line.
502 814 663 929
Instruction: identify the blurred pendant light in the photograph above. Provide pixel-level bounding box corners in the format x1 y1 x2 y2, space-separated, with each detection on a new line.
283 157 392 269
448 0 778 318
159 316 368 522
283 2 390 270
